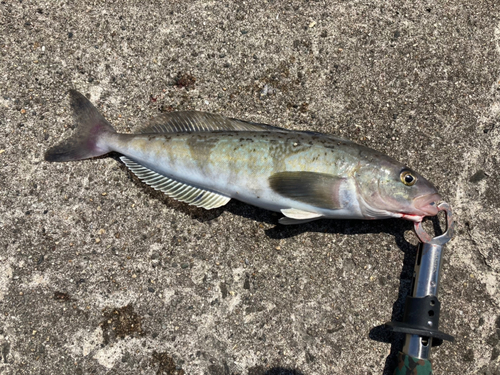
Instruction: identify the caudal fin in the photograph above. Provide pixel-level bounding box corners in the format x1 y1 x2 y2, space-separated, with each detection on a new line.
45 90 116 162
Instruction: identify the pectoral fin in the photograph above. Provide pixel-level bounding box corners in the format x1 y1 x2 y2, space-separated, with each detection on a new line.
269 172 345 209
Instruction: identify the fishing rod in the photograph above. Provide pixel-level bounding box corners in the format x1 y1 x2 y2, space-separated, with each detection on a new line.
386 202 455 374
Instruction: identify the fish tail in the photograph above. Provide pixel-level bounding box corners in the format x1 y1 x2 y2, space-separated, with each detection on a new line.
45 90 116 162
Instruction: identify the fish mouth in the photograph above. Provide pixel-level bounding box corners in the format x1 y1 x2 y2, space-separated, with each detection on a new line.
412 193 441 217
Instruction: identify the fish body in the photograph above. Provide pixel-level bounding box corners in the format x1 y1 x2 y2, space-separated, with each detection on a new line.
45 91 440 224
110 130 365 219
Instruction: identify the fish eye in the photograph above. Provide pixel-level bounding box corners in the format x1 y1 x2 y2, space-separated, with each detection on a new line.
400 170 417 186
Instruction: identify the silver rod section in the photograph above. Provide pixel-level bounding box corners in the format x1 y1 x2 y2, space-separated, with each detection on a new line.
403 335 432 359
413 243 444 298
402 241 444 359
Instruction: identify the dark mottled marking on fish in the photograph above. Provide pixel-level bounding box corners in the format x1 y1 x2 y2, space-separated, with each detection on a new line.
186 134 219 168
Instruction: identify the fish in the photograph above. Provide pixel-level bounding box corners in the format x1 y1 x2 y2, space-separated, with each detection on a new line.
45 90 441 224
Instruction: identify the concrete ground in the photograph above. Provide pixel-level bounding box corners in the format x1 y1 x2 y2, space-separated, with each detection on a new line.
1 1 499 374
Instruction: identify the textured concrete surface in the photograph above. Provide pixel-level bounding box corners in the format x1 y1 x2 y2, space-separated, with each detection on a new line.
1 1 499 374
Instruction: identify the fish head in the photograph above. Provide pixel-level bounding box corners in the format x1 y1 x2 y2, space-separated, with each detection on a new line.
355 159 441 222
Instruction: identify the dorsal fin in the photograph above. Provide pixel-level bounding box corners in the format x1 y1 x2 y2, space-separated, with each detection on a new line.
138 111 288 134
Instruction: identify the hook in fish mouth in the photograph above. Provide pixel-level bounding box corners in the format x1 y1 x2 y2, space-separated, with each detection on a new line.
400 193 441 221
414 193 441 215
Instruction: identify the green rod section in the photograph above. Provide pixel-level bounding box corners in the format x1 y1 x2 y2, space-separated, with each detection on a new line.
394 352 433 375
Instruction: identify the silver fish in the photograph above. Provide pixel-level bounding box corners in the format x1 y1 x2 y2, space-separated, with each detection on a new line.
45 90 440 224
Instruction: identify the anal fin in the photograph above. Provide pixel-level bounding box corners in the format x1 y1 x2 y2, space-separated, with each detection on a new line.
120 157 230 209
